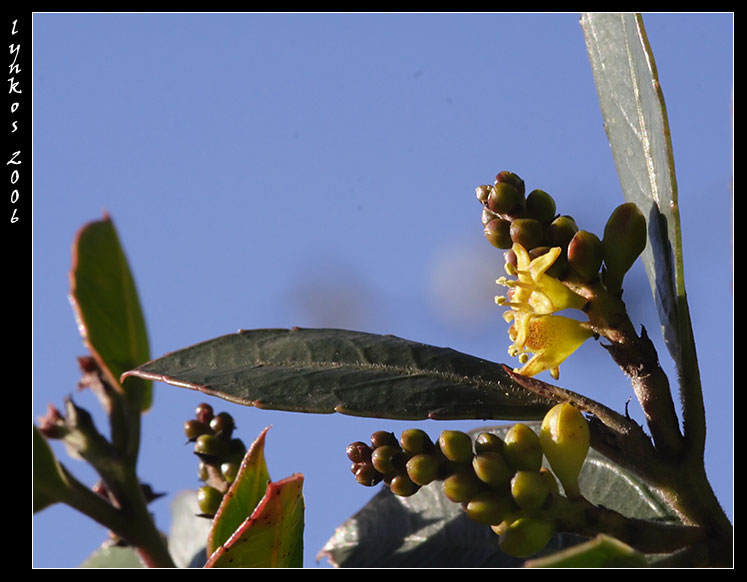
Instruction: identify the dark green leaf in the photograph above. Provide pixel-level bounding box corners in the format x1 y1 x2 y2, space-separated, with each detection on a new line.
124 328 556 421
580 13 690 373
70 214 152 410
32 425 69 513
319 423 681 567
205 474 305 568
207 427 272 556
524 534 647 568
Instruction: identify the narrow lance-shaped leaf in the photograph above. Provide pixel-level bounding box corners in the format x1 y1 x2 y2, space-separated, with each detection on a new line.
580 12 703 450
70 213 152 410
123 328 558 421
580 14 694 375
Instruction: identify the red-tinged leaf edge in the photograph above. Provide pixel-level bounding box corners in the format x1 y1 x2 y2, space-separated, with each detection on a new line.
207 426 272 555
205 474 305 568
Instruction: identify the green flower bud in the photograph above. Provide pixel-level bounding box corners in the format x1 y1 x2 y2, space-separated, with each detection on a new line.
184 419 210 442
400 428 434 455
548 215 579 249
484 218 513 249
567 230 604 282
498 516 556 558
475 184 492 205
389 473 419 497
197 485 223 516
438 430 473 464
525 189 557 225
194 433 227 460
371 445 405 476
472 451 513 487
601 202 647 293
510 470 551 510
464 490 516 525
220 461 240 483
488 182 525 217
495 171 526 196
442 471 483 503
474 432 505 454
503 424 543 472
510 218 545 251
481 206 499 227
406 453 441 486
197 461 210 482
540 402 590 498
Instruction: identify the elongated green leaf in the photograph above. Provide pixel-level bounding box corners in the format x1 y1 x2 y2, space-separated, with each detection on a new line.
580 13 691 375
208 427 272 555
205 474 305 568
320 423 681 567
124 328 557 421
70 214 152 410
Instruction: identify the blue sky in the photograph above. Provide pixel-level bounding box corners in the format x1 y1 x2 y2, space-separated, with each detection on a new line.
32 13 733 568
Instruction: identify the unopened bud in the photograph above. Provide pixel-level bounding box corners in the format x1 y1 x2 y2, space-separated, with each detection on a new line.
438 430 473 464
495 171 526 195
503 424 543 472
601 202 647 292
510 470 551 510
488 182 525 217
567 230 604 282
510 218 545 251
540 402 590 498
498 516 556 558
484 218 513 249
548 215 578 249
525 189 556 225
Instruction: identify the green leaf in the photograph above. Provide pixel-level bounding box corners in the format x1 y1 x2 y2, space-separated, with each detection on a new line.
205 474 305 568
524 534 647 568
70 214 152 410
80 543 146 568
124 328 557 421
167 491 213 568
580 13 690 375
319 423 681 567
33 425 69 512
208 427 272 555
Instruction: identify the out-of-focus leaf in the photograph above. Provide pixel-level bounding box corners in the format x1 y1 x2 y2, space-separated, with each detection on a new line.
124 328 557 421
205 474 305 568
580 13 691 376
70 213 152 410
33 425 69 513
208 427 272 556
319 423 681 567
167 490 213 568
525 534 647 568
80 544 145 568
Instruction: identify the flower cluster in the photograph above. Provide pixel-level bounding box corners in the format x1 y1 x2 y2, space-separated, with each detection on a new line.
476 171 646 379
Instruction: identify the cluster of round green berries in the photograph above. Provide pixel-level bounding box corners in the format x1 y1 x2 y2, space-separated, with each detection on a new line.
476 171 646 292
347 403 590 558
184 402 247 517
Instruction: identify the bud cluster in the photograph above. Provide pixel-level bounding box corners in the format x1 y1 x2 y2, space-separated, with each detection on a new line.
347 403 590 558
476 171 646 290
184 402 247 517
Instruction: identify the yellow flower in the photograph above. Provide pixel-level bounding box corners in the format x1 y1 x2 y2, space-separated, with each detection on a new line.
509 314 594 380
496 243 591 379
496 244 587 315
